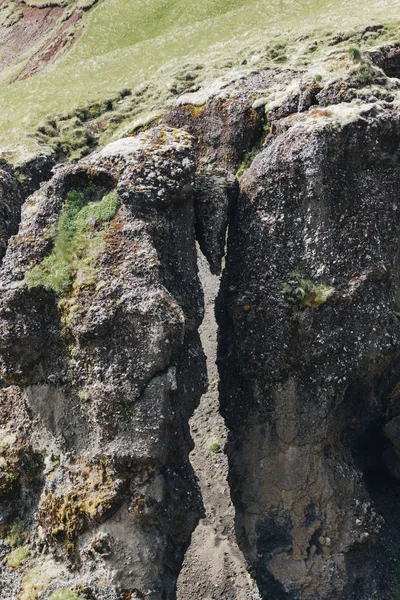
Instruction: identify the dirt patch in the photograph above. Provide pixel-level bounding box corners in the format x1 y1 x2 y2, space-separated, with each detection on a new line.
0 0 92 80
17 9 82 80
0 3 64 73
177 251 260 600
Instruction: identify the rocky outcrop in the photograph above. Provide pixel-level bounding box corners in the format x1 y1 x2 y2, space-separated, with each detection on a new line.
0 127 207 599
3 43 400 600
217 105 400 599
0 169 24 263
165 99 262 274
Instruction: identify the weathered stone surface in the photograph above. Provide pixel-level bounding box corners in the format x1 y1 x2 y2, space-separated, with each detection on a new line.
0 127 206 599
165 98 261 273
0 169 24 264
217 106 400 599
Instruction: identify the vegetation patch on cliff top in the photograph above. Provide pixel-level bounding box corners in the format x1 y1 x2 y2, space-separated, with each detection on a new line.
0 0 399 164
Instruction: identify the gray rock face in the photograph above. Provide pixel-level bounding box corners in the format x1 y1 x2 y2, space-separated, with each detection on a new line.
217 106 400 599
0 128 206 599
3 68 400 600
0 169 23 263
165 98 262 274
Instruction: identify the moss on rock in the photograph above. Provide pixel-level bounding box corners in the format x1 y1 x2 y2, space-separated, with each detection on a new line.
7 545 31 569
25 188 120 296
38 458 120 544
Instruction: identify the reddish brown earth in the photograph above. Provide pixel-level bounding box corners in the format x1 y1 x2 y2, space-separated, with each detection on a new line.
17 9 83 80
0 0 88 80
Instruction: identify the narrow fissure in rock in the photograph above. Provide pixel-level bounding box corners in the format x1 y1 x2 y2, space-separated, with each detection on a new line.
177 250 260 600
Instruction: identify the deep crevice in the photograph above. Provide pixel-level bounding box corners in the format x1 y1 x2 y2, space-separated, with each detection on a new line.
177 249 261 600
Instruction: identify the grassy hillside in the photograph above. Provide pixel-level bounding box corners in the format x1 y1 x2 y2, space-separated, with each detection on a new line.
0 0 399 163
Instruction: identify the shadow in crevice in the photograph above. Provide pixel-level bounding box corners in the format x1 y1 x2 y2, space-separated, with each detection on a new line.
337 359 400 598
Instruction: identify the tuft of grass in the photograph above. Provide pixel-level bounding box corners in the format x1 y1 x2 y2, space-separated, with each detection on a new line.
348 46 362 63
208 442 222 453
283 271 334 308
25 189 120 296
7 545 31 568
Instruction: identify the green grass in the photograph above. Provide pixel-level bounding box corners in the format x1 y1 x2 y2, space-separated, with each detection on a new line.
25 189 119 295
283 272 334 309
0 1 22 27
7 545 31 568
0 0 399 163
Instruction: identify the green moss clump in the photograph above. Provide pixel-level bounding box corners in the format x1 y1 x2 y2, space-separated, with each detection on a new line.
21 560 64 600
25 189 120 296
283 272 334 308
0 429 21 495
38 459 119 544
0 455 20 493
7 545 31 568
49 589 82 600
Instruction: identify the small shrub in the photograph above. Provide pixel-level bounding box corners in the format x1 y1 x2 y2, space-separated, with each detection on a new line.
7 545 30 568
315 74 322 83
348 46 362 63
283 271 334 308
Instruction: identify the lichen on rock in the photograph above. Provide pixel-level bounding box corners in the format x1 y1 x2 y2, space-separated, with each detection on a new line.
218 105 400 599
0 126 207 599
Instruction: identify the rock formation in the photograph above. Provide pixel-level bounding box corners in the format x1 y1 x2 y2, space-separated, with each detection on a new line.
2 21 400 600
0 169 24 263
217 105 400 599
0 128 207 599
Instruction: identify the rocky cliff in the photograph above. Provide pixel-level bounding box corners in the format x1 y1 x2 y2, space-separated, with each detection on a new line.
218 105 400 599
1 10 400 600
0 128 209 600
